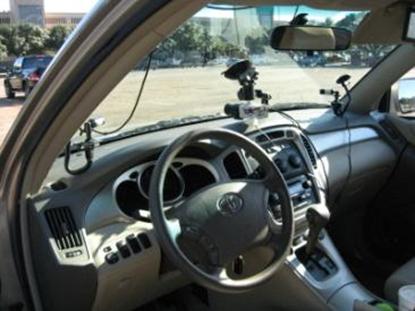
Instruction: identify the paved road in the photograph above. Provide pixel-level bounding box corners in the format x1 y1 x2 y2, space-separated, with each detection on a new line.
0 78 24 146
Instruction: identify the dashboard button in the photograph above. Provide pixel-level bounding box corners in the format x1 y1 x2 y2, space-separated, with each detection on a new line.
116 241 131 258
103 246 112 253
183 226 201 241
275 159 288 173
302 180 313 189
126 234 142 254
288 155 302 168
105 252 119 264
138 233 152 249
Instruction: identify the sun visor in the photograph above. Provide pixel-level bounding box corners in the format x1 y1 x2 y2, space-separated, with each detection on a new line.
353 3 408 44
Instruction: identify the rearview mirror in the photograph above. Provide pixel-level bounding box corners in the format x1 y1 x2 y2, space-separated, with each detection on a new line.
270 25 352 51
397 78 415 114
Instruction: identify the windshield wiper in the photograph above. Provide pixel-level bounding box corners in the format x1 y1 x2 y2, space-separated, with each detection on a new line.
98 113 226 144
270 102 330 112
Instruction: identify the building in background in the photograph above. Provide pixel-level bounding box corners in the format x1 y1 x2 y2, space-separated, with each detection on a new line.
44 12 84 28
9 0 45 26
0 11 11 24
0 1 86 28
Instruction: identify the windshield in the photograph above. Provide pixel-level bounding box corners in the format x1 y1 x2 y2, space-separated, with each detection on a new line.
89 5 395 137
23 56 52 69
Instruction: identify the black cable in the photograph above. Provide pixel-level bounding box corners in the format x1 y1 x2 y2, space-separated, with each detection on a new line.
92 51 154 135
64 122 94 175
278 110 303 131
206 4 253 11
292 5 300 20
340 84 352 116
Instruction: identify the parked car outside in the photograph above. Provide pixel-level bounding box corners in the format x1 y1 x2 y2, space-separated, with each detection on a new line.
4 55 53 99
296 52 327 67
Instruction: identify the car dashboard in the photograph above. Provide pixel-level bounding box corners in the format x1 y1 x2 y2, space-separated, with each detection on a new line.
28 109 399 311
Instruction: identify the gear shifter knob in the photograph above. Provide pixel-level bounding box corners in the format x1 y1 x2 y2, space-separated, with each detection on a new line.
305 204 330 256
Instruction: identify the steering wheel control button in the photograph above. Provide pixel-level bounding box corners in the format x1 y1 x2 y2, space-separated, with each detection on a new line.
232 256 245 275
126 234 142 254
105 252 119 265
183 226 201 241
116 241 131 258
217 193 244 216
200 235 214 250
208 249 219 265
137 233 151 249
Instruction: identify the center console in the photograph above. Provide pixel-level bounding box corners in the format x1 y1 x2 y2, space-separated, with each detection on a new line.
250 127 380 310
250 128 320 222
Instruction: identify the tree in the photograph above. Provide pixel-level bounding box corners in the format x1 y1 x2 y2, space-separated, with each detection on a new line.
336 13 359 31
0 23 48 56
153 21 246 67
0 36 7 60
171 21 204 53
46 25 72 51
335 12 366 31
244 28 268 55
321 17 334 27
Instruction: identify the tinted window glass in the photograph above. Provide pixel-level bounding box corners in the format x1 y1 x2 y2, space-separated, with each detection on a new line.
22 57 52 69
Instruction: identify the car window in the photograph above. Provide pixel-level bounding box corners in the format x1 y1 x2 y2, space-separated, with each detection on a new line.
22 57 52 69
13 57 23 70
0 3 92 149
86 5 395 138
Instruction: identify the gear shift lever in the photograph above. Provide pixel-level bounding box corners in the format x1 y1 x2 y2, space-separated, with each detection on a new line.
305 204 330 256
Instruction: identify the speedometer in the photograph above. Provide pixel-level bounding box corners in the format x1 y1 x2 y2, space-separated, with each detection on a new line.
138 164 184 203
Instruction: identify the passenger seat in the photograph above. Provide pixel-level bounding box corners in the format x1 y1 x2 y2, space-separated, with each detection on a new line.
384 258 415 303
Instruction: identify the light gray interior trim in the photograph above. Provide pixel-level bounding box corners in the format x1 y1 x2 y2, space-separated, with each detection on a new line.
310 127 379 154
287 231 376 307
85 157 219 232
350 44 415 114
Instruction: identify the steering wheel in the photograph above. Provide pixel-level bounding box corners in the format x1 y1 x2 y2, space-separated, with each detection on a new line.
149 129 294 293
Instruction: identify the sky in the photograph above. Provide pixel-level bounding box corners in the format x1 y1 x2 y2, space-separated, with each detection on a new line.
0 1 356 22
0 0 98 12
196 6 354 22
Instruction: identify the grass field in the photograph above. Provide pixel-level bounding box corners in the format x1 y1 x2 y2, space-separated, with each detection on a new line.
0 65 369 145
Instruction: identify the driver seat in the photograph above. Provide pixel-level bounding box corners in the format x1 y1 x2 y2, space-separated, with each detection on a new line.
384 258 415 303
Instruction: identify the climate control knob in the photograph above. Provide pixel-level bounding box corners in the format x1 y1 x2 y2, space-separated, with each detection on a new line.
288 154 302 168
275 158 288 173
302 180 313 189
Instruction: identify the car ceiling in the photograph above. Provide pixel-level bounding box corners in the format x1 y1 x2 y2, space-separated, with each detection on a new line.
211 0 403 10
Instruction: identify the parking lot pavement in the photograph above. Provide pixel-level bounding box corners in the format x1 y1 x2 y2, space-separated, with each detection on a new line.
0 78 24 145
0 66 370 147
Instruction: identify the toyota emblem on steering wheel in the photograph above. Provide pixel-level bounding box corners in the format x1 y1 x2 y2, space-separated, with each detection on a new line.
217 193 244 216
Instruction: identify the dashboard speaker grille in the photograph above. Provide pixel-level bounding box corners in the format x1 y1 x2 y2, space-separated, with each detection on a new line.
301 135 317 168
45 207 83 250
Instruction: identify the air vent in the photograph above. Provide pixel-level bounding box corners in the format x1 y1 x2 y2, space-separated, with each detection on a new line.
223 152 247 179
45 207 83 250
301 135 317 167
379 120 404 142
256 130 284 143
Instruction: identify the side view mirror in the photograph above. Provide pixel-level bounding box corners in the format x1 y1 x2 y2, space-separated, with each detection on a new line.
270 25 352 51
403 7 415 41
397 78 415 114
